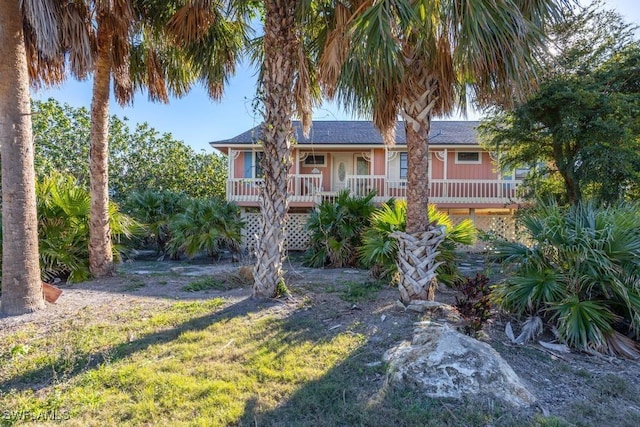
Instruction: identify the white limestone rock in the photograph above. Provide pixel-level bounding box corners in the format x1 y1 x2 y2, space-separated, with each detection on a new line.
384 321 536 407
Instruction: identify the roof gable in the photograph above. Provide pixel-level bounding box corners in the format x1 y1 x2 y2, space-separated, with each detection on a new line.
210 120 479 147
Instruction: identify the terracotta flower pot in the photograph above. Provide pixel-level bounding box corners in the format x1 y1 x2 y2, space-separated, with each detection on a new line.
42 282 63 303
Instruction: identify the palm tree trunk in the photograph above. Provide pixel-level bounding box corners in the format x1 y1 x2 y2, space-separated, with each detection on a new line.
89 21 115 278
0 1 46 315
395 70 444 304
253 0 298 298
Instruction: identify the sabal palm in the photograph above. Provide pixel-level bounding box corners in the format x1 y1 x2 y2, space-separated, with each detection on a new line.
0 1 45 314
492 201 640 358
359 201 476 287
251 0 320 297
24 0 247 278
320 0 562 301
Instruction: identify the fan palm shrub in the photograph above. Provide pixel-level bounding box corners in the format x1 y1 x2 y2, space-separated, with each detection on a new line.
167 198 243 260
491 200 640 358
36 173 142 283
359 201 477 285
303 190 376 268
124 190 187 254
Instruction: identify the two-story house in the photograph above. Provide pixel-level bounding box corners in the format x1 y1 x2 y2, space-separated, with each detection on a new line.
210 121 521 250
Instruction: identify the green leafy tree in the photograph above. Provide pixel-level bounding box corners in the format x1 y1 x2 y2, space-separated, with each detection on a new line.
491 200 640 358
32 99 228 200
480 2 640 205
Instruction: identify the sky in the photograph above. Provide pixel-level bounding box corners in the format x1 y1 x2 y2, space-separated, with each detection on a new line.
32 0 640 153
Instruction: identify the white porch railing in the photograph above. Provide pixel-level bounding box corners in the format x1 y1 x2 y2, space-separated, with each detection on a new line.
228 175 521 205
227 174 323 204
344 175 521 204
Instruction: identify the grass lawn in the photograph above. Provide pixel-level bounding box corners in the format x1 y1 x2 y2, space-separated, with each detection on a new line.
1 293 564 426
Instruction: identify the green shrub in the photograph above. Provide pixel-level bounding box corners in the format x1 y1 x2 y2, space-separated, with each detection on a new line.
359 201 477 285
124 190 187 254
36 173 142 282
491 200 640 357
167 198 243 259
303 190 376 268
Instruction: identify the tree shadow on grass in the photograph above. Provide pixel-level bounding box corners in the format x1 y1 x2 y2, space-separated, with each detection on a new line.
0 296 271 392
236 310 538 427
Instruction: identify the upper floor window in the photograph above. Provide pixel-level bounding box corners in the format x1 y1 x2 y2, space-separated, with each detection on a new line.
399 152 408 179
244 151 264 178
455 151 481 164
303 154 326 167
514 167 530 180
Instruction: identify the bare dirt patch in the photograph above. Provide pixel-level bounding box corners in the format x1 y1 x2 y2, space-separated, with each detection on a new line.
2 253 640 425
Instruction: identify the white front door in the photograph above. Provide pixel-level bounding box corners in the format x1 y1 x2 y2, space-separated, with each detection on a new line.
331 153 353 192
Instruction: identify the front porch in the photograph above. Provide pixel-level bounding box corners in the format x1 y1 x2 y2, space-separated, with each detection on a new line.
226 174 522 207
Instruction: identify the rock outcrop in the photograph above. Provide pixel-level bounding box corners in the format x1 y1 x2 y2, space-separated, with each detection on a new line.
384 321 536 407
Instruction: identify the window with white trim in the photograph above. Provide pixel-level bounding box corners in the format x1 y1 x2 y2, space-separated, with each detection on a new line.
244 151 264 178
303 154 326 167
399 152 408 179
455 151 481 164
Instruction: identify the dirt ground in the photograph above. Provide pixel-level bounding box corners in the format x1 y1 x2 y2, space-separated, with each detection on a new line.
2 253 640 425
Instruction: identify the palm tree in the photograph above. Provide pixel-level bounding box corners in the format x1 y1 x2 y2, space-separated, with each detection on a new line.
0 1 46 315
252 0 318 298
22 1 246 278
320 0 562 304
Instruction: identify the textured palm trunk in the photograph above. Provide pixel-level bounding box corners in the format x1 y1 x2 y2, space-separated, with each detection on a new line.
253 0 298 298
395 67 444 303
88 21 115 278
0 1 46 315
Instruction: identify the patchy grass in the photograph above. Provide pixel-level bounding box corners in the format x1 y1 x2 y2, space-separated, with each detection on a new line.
340 281 383 303
0 293 584 427
182 277 228 292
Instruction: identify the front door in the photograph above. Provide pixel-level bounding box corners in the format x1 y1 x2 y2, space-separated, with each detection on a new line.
331 153 353 192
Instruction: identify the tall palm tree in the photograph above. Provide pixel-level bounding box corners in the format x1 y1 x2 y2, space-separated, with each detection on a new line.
0 1 47 315
252 0 318 298
23 0 246 278
87 0 246 277
320 0 563 304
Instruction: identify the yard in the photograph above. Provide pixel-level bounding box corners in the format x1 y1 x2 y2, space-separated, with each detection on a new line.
1 255 640 426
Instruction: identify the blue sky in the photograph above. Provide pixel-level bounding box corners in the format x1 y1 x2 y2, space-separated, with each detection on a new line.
33 0 640 153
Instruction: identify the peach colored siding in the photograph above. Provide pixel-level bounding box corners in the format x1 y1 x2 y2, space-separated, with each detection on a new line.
446 151 498 180
234 152 246 178
431 153 444 179
373 149 385 175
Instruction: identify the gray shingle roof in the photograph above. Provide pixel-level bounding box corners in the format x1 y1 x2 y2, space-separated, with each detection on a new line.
210 120 479 147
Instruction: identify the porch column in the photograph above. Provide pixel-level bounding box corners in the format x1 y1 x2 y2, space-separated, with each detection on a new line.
228 148 234 201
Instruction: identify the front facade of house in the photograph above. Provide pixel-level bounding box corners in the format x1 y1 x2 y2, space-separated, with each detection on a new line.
210 121 522 250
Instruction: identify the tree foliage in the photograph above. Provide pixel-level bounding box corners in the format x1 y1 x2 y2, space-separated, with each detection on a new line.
32 99 227 200
480 1 640 205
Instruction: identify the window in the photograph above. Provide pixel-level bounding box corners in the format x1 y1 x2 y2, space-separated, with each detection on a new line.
356 155 369 175
455 151 481 164
244 151 264 178
514 167 529 180
303 154 326 167
399 152 408 179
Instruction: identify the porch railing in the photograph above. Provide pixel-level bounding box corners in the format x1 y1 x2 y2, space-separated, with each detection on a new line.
227 174 323 204
227 175 521 205
344 175 521 204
